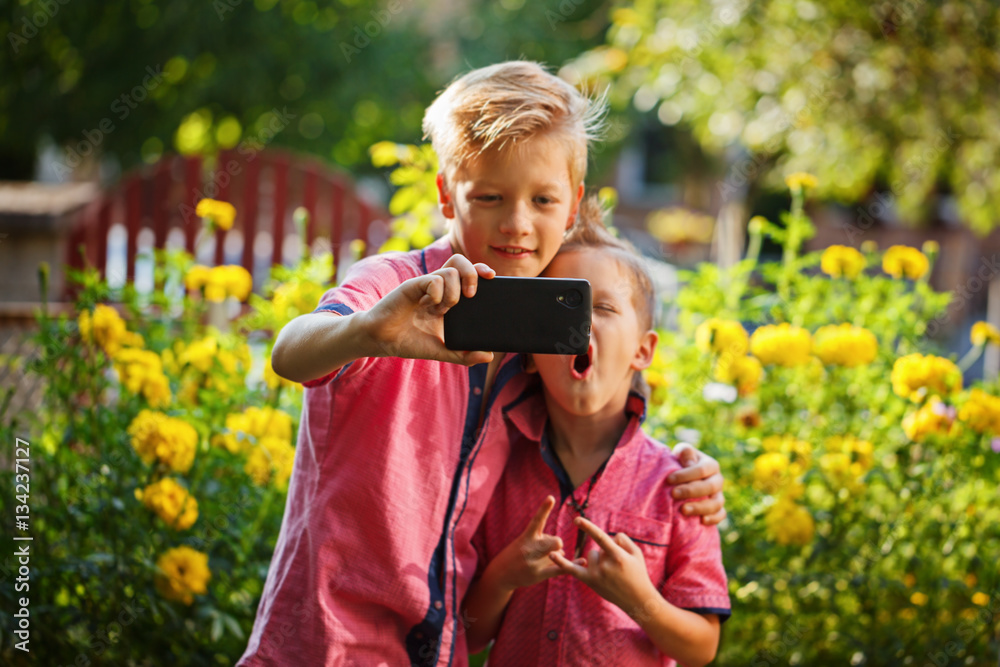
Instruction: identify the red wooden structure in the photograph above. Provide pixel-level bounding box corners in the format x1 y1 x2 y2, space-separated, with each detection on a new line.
64 149 389 297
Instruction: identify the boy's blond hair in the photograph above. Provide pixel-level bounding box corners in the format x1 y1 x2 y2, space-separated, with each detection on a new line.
422 61 605 188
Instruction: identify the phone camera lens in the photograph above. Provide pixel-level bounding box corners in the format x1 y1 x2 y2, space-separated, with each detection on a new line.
563 289 583 308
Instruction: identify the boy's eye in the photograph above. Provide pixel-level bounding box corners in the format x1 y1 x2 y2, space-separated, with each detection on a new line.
594 304 617 313
477 194 501 202
535 196 555 205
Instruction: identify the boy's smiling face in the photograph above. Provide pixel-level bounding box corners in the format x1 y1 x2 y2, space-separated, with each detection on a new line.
437 131 584 278
532 248 657 419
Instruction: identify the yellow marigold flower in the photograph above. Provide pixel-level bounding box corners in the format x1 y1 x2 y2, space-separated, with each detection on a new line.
128 410 198 473
762 435 812 475
184 265 212 292
910 592 928 606
178 336 218 373
78 304 129 356
186 265 253 302
196 198 237 231
753 452 790 494
785 172 818 191
922 239 940 257
765 496 815 546
215 406 294 454
972 592 990 606
970 322 1000 347
813 324 878 367
891 353 962 401
820 245 866 279
695 319 748 357
860 240 878 254
215 265 253 302
824 435 874 472
245 436 296 490
902 397 957 442
139 477 198 530
882 245 929 280
113 348 172 408
819 452 864 493
155 546 211 605
957 389 1000 434
714 355 762 396
750 324 812 367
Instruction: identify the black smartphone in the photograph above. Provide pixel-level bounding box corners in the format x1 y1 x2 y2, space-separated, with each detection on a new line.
443 276 592 354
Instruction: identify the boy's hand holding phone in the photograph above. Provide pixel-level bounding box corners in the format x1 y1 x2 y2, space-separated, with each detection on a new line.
362 254 496 366
485 496 576 592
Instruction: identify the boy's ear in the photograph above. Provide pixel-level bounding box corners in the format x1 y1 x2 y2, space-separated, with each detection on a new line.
436 172 455 219
630 329 659 372
566 183 585 230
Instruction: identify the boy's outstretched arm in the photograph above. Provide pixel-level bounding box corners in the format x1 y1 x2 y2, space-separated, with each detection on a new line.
551 517 720 667
463 497 571 653
271 255 495 383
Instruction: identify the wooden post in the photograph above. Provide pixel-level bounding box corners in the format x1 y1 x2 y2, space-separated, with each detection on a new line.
986 274 1000 378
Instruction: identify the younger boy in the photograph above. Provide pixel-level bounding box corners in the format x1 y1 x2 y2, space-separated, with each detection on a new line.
239 62 726 667
465 197 731 666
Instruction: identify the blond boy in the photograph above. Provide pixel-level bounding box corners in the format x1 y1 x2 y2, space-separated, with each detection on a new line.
237 62 725 667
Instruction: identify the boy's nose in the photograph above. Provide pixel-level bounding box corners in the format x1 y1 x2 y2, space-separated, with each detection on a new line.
498 200 532 237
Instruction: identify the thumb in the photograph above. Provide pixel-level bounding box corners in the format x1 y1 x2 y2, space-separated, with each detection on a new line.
672 442 699 467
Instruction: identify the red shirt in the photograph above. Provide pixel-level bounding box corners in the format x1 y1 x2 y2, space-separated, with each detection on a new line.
472 386 731 666
238 236 531 667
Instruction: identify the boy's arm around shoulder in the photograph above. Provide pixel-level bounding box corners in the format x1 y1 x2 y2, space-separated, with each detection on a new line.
271 253 496 384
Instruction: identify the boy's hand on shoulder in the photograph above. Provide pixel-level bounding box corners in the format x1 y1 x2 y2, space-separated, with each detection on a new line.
667 443 727 526
550 517 658 615
488 495 571 591
362 254 496 365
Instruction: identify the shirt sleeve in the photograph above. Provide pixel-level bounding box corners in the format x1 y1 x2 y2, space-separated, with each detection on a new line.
661 513 732 623
302 252 414 388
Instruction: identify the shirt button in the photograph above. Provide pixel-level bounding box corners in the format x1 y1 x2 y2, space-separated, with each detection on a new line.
547 630 558 641
473 386 482 395
434 600 443 610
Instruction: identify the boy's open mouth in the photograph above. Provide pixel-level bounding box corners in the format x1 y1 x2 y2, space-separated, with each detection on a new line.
570 344 593 380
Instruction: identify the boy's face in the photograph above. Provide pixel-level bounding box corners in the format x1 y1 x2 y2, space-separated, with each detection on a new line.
531 249 657 419
437 131 584 278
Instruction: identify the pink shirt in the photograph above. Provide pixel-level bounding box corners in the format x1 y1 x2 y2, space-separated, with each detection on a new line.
238 236 531 667
472 387 731 666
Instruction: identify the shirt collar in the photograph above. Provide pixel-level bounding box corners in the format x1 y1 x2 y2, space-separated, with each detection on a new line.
421 235 460 273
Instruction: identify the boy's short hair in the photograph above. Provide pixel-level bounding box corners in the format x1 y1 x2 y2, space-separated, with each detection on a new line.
422 61 605 188
557 195 656 332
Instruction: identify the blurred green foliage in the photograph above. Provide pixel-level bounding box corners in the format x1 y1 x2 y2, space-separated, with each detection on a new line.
567 0 1000 232
0 0 610 179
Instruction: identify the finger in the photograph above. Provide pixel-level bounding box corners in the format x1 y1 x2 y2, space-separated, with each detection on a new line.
671 472 724 500
455 350 494 366
413 274 444 307
672 442 698 466
526 496 556 536
701 507 728 527
574 517 623 557
537 535 564 554
614 531 640 556
667 455 721 487
474 262 496 281
432 266 463 310
681 492 726 519
442 254 480 298
549 551 588 579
